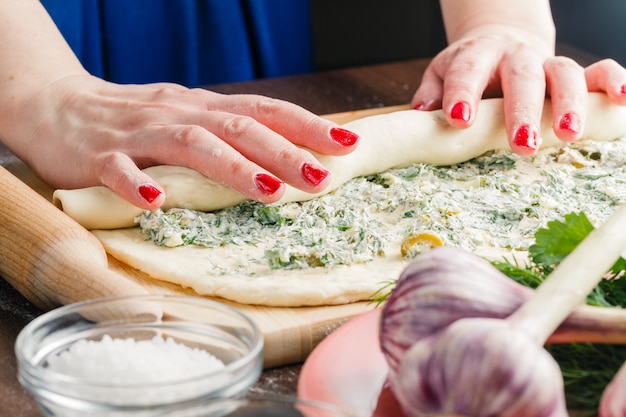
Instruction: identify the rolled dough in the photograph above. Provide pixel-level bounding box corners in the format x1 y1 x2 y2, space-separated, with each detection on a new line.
54 93 626 230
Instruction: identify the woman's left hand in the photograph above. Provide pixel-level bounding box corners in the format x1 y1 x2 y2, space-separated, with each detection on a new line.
413 2 626 157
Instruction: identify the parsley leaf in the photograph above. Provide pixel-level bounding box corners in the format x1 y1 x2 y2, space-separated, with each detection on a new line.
529 211 626 281
529 212 595 274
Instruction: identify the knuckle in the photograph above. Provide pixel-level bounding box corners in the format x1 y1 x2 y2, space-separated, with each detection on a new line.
502 48 545 80
275 146 304 167
596 58 620 70
153 83 188 97
546 56 583 73
94 152 123 170
220 115 256 140
187 87 217 102
276 147 295 162
302 114 326 135
509 61 544 80
254 97 282 118
93 152 127 186
446 53 481 76
224 158 248 178
209 155 250 186
120 111 157 131
451 37 484 55
171 125 207 148
598 58 618 65
509 102 539 122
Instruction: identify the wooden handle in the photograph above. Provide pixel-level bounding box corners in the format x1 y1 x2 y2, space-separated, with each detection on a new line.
0 166 147 310
509 202 626 343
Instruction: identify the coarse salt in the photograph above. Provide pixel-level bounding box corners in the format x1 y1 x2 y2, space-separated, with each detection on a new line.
46 335 225 384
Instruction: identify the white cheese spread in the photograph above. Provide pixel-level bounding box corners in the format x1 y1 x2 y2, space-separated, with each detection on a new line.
137 138 626 272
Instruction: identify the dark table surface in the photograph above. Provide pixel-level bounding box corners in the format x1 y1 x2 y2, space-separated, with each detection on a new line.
0 45 598 416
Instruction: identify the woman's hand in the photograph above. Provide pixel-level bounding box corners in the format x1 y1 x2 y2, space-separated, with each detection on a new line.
9 75 359 210
413 0 626 156
0 0 359 210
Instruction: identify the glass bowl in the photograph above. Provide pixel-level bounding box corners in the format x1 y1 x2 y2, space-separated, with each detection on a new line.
15 294 263 417
154 396 359 417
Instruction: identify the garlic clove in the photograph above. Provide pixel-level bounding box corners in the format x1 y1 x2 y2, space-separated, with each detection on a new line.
392 318 569 417
380 246 531 373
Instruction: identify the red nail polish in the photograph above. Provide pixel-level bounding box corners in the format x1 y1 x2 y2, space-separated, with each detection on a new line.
254 173 282 195
330 127 359 146
513 125 539 151
559 112 581 134
138 184 162 203
413 102 426 111
450 101 471 122
621 84 626 95
302 163 329 186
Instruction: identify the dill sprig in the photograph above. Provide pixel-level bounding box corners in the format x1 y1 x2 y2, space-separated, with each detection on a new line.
369 279 397 307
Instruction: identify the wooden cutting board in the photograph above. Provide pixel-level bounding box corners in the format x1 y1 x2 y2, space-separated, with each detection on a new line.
0 105 409 368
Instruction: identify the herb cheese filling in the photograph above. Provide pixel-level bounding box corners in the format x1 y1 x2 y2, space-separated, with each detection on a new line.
137 137 626 271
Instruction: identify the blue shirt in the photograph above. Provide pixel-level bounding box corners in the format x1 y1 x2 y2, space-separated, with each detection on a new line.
41 0 313 87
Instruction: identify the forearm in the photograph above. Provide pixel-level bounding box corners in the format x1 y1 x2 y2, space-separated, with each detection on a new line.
0 0 87 144
439 0 555 47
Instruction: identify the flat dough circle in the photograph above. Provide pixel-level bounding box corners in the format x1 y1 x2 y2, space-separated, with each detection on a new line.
92 228 409 307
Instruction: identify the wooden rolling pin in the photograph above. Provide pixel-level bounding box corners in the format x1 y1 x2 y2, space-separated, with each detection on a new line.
0 166 148 310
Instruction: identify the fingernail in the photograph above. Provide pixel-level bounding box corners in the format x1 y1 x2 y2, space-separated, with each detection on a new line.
513 125 539 151
330 127 359 146
302 163 329 186
138 184 162 203
413 98 436 111
450 101 471 122
621 84 626 95
254 173 283 196
559 112 581 134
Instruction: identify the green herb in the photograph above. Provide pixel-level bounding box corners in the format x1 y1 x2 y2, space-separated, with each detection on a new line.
548 343 624 416
370 279 397 306
490 260 544 289
492 212 626 414
254 205 285 226
529 212 596 274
